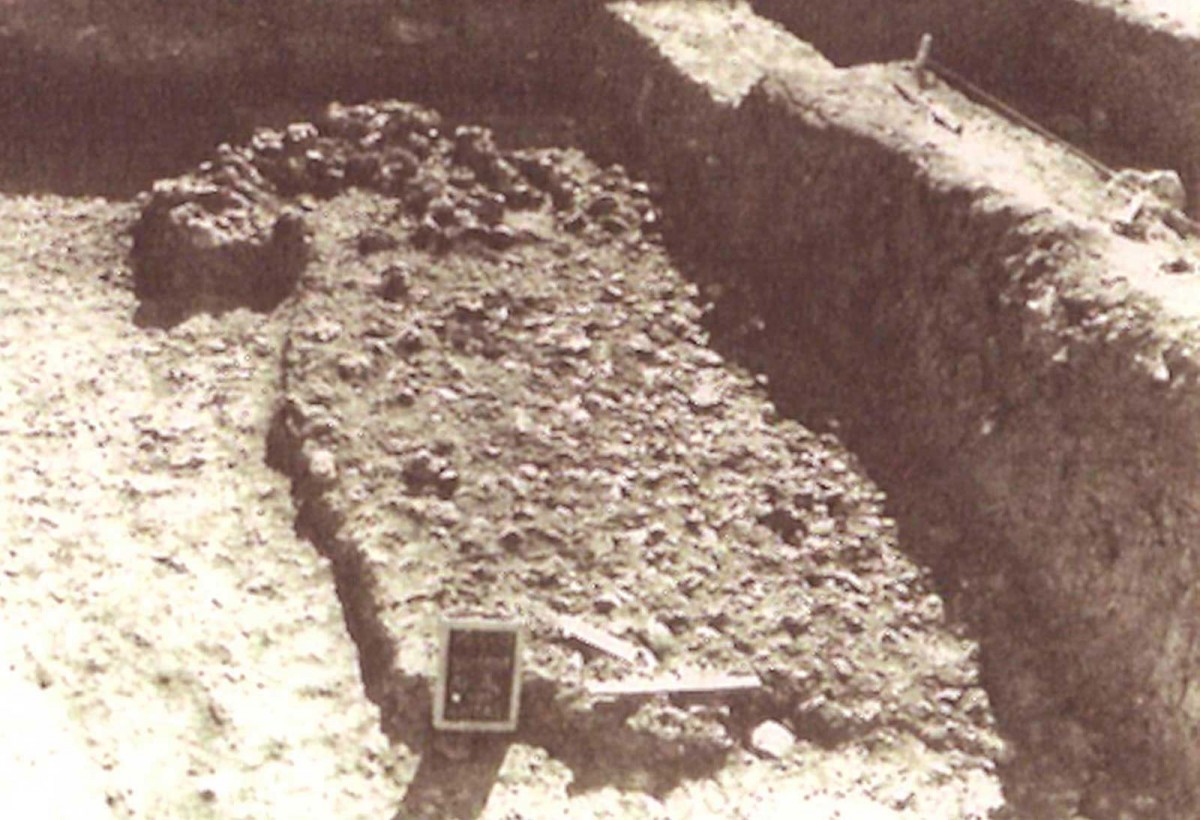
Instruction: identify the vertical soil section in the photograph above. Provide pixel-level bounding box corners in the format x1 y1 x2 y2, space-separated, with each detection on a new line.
577 1 1200 809
0 0 590 196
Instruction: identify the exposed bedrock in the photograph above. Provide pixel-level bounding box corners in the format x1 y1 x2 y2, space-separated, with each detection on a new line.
576 0 1200 807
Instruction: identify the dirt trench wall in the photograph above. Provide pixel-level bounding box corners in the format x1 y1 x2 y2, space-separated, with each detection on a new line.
0 0 590 195
751 0 1038 81
579 1 1200 801
753 0 1200 213
0 0 587 111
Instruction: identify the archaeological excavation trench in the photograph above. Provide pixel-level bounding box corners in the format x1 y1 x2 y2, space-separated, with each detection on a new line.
752 0 1200 214
5 0 1200 816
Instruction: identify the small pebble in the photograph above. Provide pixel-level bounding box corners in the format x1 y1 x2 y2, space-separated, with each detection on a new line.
643 618 677 658
750 720 796 759
308 448 337 482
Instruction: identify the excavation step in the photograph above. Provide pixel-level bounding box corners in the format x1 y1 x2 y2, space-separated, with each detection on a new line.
12 0 1200 813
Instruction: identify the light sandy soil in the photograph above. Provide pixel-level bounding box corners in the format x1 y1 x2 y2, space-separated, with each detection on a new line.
0 196 402 817
1104 0 1200 36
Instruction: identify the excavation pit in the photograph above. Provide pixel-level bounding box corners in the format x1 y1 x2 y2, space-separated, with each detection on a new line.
3 0 1200 816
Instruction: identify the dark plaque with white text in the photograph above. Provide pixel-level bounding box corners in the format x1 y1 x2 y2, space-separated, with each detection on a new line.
434 618 523 732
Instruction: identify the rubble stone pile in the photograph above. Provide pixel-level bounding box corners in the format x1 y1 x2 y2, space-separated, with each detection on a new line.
131 100 660 311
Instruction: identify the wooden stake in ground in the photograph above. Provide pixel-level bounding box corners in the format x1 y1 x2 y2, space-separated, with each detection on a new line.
913 33 933 89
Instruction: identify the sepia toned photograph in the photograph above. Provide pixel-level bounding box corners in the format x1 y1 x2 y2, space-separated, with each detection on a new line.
0 1 1197 817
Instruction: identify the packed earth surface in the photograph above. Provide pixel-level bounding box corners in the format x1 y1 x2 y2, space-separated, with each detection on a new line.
2 2 1200 819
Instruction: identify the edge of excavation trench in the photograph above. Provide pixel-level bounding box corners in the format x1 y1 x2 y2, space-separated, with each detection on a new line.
560 0 1200 809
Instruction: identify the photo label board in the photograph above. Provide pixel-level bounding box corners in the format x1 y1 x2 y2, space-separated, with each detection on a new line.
433 617 524 732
